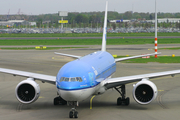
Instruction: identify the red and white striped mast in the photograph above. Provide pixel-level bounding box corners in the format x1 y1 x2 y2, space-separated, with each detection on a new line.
155 0 158 58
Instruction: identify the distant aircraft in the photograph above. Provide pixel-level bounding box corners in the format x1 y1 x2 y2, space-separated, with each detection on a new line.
0 1 180 119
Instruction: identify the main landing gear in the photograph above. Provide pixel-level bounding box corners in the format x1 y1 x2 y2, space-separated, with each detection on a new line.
114 85 130 106
53 96 67 105
68 101 78 118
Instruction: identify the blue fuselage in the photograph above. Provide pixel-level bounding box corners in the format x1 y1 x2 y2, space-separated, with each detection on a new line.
56 51 116 101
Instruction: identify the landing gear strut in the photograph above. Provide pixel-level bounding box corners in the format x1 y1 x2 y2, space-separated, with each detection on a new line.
53 96 67 105
114 85 130 106
68 101 78 118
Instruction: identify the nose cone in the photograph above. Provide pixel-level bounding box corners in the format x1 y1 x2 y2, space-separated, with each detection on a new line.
59 89 84 101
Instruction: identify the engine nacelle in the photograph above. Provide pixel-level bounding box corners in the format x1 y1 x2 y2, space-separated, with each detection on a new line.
133 79 158 105
15 78 40 104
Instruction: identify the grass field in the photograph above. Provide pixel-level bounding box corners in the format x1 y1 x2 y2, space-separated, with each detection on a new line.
159 47 180 50
0 32 180 37
116 56 180 63
0 38 180 45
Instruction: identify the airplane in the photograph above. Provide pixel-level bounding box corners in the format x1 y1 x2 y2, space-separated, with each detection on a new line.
1 1 180 119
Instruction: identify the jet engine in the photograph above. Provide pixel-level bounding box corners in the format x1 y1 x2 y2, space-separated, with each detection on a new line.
133 79 158 105
15 78 40 104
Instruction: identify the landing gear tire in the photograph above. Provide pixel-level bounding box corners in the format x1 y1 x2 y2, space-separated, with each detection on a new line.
115 85 130 106
61 100 67 105
69 111 73 118
74 111 78 118
117 97 122 105
68 101 79 118
54 97 59 105
53 97 67 105
69 109 78 118
125 97 130 106
117 97 130 106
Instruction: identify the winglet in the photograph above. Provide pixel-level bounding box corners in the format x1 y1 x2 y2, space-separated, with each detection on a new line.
101 1 108 51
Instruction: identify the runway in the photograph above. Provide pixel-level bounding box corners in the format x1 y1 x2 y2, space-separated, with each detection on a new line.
0 45 180 120
0 44 180 56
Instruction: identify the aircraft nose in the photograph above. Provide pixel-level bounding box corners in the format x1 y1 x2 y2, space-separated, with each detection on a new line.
59 90 84 101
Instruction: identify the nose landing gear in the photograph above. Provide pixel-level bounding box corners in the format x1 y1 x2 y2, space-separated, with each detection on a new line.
68 101 79 118
69 108 78 118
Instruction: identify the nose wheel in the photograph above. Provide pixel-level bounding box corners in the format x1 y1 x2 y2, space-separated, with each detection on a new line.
68 101 79 118
69 108 78 118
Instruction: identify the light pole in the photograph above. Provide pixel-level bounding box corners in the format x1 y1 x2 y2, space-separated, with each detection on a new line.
155 0 158 58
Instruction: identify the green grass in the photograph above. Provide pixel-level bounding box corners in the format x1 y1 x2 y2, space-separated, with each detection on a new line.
1 47 35 50
117 56 180 63
0 38 180 45
0 47 84 50
159 47 180 50
0 32 180 37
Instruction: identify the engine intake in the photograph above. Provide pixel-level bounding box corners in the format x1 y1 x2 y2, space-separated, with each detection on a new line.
15 78 40 104
133 79 157 105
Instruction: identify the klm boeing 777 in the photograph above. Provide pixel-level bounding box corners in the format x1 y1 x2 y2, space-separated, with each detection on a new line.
0 2 180 119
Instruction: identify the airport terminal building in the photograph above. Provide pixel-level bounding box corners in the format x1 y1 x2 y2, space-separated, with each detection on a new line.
146 18 180 23
110 18 180 23
0 20 36 27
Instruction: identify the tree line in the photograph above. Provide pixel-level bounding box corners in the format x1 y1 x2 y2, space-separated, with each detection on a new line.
32 11 180 28
1 11 180 29
2 11 179 23
33 11 180 24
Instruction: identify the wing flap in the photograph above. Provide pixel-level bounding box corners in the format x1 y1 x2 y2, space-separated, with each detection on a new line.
0 68 56 84
104 70 180 89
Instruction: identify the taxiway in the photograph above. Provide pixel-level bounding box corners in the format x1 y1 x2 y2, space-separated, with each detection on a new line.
0 45 180 120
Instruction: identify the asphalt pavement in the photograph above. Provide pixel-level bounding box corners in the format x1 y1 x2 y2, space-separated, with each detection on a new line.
0 46 180 120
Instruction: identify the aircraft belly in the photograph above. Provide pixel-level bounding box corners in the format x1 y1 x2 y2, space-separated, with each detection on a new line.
58 87 96 101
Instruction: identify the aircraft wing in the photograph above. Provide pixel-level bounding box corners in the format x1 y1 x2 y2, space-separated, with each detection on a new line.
0 68 56 84
54 52 81 59
115 52 161 62
104 70 180 89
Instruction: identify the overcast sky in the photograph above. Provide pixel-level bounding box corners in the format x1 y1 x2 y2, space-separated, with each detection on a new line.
0 0 180 15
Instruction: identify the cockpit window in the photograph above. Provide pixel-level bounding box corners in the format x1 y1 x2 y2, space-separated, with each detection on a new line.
76 77 80 81
71 78 76 82
60 77 65 82
76 77 83 82
65 77 69 82
60 77 83 82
